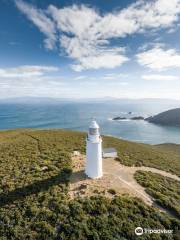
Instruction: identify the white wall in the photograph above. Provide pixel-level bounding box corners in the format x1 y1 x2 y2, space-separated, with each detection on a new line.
86 138 102 178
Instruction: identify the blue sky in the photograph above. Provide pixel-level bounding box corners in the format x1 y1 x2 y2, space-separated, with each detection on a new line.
0 0 180 99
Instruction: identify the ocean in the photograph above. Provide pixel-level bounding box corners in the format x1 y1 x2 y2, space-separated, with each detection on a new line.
0 100 180 144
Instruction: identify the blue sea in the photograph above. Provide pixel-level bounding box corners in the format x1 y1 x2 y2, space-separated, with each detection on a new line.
0 100 180 144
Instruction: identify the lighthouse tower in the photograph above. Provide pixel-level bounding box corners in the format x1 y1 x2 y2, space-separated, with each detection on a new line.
85 120 102 179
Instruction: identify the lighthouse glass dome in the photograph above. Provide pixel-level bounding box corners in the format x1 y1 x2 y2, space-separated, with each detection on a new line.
89 120 99 135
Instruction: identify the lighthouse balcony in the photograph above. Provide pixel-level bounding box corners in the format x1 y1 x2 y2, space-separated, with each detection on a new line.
87 135 102 143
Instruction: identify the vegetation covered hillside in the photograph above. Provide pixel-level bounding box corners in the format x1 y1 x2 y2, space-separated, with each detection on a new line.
103 135 180 176
146 108 180 126
0 129 179 239
155 143 180 155
135 171 180 218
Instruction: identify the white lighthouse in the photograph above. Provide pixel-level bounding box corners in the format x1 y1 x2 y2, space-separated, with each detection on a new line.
85 120 103 179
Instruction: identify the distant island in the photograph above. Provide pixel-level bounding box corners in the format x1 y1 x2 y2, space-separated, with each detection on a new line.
131 116 144 120
146 108 180 126
112 117 127 120
112 116 144 121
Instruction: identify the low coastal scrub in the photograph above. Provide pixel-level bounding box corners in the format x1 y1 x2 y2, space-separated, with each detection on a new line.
0 129 180 239
0 194 179 239
135 171 180 218
54 196 179 240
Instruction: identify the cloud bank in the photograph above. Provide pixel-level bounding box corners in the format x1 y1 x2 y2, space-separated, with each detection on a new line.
15 0 180 71
0 65 59 78
142 74 179 81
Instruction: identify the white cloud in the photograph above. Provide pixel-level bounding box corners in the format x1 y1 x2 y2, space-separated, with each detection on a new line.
0 65 59 78
137 47 180 71
15 0 56 49
73 75 87 80
16 0 180 70
71 51 128 71
102 73 128 80
142 74 179 81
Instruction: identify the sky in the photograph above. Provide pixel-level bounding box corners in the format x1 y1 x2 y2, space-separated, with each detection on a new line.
0 0 180 99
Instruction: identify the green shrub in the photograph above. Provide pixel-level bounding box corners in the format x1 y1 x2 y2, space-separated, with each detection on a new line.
107 189 116 195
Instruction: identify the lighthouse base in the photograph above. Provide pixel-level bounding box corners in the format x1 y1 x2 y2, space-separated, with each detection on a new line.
85 171 103 179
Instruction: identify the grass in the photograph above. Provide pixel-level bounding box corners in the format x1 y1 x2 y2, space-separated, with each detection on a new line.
135 171 180 218
155 143 180 155
0 129 179 239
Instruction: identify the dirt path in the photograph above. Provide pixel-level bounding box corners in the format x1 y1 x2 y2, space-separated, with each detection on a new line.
69 155 180 207
23 133 42 155
123 165 180 181
103 158 180 205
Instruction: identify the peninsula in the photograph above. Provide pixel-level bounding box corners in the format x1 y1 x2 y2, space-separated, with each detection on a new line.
0 129 179 239
146 108 180 126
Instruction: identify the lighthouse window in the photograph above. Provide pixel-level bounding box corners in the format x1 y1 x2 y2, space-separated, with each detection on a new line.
89 128 99 135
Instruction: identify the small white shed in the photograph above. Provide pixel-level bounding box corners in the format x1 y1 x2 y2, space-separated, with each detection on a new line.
103 148 117 158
